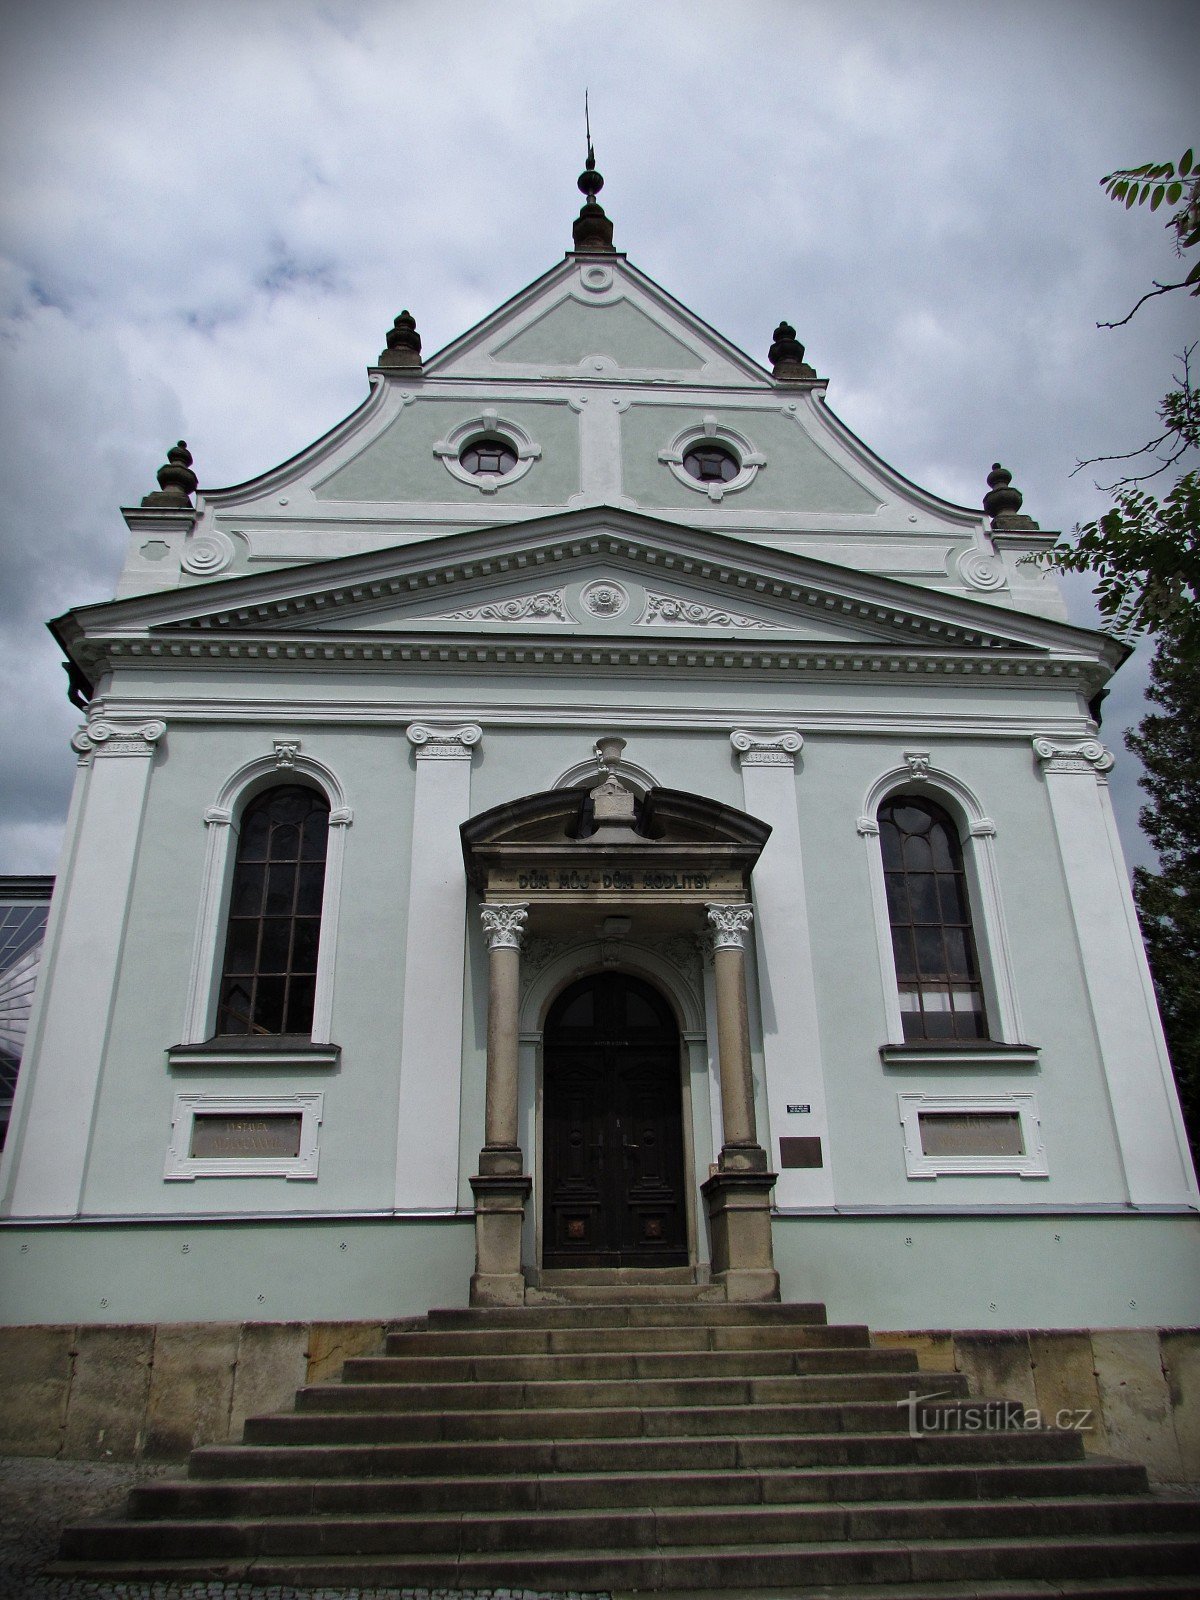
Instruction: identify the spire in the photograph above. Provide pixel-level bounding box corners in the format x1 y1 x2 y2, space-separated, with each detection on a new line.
141 440 198 508
378 308 422 370
572 94 615 254
982 462 1039 530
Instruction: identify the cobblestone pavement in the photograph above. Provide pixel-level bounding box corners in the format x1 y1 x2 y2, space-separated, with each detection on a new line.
0 1457 611 1600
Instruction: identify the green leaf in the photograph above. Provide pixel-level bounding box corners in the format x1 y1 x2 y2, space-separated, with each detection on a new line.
1186 258 1200 284
1127 184 1139 208
1181 148 1194 177
1168 182 1183 205
1152 185 1165 211
1112 180 1129 201
1141 182 1153 203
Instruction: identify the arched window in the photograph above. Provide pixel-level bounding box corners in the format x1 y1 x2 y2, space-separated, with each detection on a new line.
216 786 330 1036
879 795 987 1041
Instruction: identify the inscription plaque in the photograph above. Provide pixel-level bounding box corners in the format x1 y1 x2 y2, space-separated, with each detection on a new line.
779 1136 823 1169
190 1113 303 1160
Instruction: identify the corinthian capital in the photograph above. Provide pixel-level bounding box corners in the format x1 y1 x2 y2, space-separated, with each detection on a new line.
1032 736 1114 777
706 902 754 950
480 903 529 951
730 729 803 767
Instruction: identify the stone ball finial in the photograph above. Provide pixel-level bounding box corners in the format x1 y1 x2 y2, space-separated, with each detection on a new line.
768 320 816 382
983 461 1039 529
141 440 198 508
379 309 423 369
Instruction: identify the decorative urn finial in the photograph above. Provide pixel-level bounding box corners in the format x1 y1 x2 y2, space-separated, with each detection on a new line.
769 320 816 382
141 440 198 508
982 462 1039 530
379 309 422 370
572 135 615 254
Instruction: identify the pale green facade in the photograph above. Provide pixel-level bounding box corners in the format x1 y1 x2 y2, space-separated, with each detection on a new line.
2 236 1196 1329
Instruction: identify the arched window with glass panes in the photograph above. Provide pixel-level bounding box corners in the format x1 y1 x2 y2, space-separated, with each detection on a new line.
216 786 330 1035
878 795 988 1041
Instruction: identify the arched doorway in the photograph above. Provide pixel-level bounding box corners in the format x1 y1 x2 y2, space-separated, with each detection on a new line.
542 971 687 1268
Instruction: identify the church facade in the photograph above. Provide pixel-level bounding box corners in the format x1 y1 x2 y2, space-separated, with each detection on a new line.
2 167 1197 1331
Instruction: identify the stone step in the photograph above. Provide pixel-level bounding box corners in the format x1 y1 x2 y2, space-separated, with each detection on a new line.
356 1349 923 1384
60 1495 1200 1562
189 1427 1087 1480
48 1532 1200 1590
526 1282 729 1304
300 1371 963 1413
127 1457 1153 1521
430 1300 829 1325
346 1345 921 1383
242 1396 1018 1445
383 1321 872 1355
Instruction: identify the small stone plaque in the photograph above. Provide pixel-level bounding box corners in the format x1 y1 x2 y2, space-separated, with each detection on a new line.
190 1113 303 1160
918 1112 1023 1158
779 1136 823 1169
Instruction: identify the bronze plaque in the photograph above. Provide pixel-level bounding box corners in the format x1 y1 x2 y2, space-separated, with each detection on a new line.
779 1136 823 1169
190 1113 303 1160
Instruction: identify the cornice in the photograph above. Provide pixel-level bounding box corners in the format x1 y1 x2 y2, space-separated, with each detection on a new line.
73 629 1107 692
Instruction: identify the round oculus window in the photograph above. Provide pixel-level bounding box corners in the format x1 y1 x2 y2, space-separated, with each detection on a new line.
459 436 518 478
682 443 739 484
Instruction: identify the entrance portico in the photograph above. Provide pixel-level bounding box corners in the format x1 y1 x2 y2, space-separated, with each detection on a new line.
461 749 779 1305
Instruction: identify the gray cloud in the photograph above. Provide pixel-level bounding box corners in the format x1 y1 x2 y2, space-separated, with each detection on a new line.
2 0 1196 872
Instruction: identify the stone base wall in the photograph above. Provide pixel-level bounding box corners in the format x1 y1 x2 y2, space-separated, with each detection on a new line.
0 1320 398 1463
874 1327 1200 1484
2 1319 1197 1483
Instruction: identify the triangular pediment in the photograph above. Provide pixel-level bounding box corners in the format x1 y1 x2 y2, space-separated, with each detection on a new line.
59 508 1121 689
424 256 766 382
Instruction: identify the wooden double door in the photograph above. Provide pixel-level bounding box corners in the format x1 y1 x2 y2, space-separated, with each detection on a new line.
542 972 688 1269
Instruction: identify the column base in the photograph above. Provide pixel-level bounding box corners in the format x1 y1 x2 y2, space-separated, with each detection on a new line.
469 1170 531 1307
702 1167 779 1303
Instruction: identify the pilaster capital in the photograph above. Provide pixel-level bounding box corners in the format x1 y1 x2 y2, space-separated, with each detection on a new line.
1032 736 1114 778
480 903 529 951
71 718 166 762
407 722 483 761
706 902 754 950
730 729 803 768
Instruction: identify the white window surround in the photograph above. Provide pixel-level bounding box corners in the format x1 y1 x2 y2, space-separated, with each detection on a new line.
657 415 766 502
165 1091 323 1180
857 753 1026 1051
432 410 541 494
898 1091 1048 1179
180 742 352 1049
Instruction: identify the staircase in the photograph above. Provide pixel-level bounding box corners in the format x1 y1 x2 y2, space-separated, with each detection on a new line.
53 1296 1200 1594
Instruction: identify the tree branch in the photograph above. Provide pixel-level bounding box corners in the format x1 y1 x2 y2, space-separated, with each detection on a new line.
1098 278 1193 329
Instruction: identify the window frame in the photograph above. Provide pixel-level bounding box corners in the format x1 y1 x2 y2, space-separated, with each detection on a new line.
858 754 1028 1053
179 743 352 1050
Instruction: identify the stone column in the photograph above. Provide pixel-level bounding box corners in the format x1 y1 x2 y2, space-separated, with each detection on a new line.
4 719 165 1217
701 903 779 1301
469 903 532 1305
1033 737 1197 1205
731 730 833 1206
394 723 481 1211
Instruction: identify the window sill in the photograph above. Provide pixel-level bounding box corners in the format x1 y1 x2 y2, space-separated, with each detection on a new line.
880 1042 1039 1070
166 1037 341 1071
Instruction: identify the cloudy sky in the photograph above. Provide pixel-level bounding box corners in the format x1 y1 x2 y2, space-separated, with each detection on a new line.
1 0 1196 876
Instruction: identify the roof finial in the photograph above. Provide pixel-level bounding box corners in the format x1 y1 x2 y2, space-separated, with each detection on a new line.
141 440 198 508
573 90 615 253
378 308 423 370
769 320 816 383
983 461 1039 530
